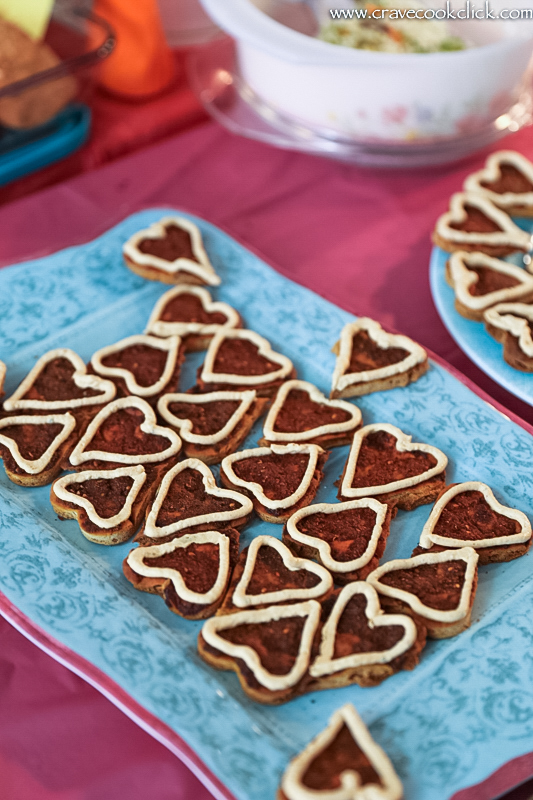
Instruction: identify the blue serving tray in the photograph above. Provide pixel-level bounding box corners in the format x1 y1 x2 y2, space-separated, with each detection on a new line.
2 210 533 800
0 103 91 187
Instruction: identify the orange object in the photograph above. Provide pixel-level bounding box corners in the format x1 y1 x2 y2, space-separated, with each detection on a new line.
91 0 176 98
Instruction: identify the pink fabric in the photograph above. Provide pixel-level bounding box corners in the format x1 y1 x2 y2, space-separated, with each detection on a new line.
2 120 533 799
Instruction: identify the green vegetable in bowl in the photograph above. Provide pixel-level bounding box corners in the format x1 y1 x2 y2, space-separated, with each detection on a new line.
319 0 468 53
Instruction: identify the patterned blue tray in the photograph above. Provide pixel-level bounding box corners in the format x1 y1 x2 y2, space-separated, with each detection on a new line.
2 210 533 800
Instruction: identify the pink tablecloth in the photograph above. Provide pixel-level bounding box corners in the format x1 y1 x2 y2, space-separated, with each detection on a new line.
2 121 533 800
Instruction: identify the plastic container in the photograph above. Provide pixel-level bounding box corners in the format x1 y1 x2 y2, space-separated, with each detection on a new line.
199 0 533 165
0 5 114 184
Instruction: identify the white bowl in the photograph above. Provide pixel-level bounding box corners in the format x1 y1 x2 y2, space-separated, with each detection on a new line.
200 0 533 143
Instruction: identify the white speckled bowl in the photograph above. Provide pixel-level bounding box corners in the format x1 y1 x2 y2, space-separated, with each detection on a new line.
200 0 533 143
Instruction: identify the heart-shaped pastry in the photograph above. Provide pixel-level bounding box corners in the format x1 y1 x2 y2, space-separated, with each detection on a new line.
416 481 532 564
446 251 533 321
310 582 421 689
221 443 328 523
367 546 479 639
484 302 533 372
330 319 428 399
0 412 76 486
432 192 531 257
339 423 447 511
69 396 181 469
464 150 533 216
261 379 362 447
284 498 391 583
199 600 321 703
51 465 148 545
125 530 235 619
3 349 115 413
123 216 220 286
197 329 295 396
145 285 242 350
278 703 403 800
90 335 184 402
141 457 253 541
157 389 268 465
220 535 333 613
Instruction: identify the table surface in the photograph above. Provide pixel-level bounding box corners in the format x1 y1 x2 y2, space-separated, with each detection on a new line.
2 100 533 800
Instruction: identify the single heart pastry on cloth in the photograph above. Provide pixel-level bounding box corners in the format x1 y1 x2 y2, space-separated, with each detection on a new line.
195 328 296 397
51 465 149 545
3 348 115 419
283 498 393 584
367 546 479 639
484 302 533 371
217 534 333 614
123 216 220 285
90 335 185 405
309 582 425 690
158 389 268 465
145 285 242 351
221 443 328 523
277 703 403 800
413 481 532 564
260 379 362 448
446 251 533 321
330 318 428 399
432 192 531 257
135 457 253 545
198 599 322 704
0 412 78 486
338 423 447 511
123 528 240 619
464 150 533 217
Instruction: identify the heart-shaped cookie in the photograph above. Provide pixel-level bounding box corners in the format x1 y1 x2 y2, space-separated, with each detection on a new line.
446 251 533 321
221 443 328 523
199 600 321 702
69 396 181 468
3 349 115 412
197 329 295 395
145 285 242 349
339 423 447 510
279 703 403 800
123 216 220 286
484 302 533 371
367 546 479 639
91 334 183 401
261 379 362 447
284 498 390 583
51 465 148 545
142 457 253 540
330 319 428 399
464 150 533 216
157 389 268 465
125 530 233 619
432 192 531 256
417 481 532 563
221 535 333 613
0 412 76 485
310 582 419 685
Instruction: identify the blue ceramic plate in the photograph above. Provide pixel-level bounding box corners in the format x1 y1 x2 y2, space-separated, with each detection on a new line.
430 220 533 409
2 210 533 800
